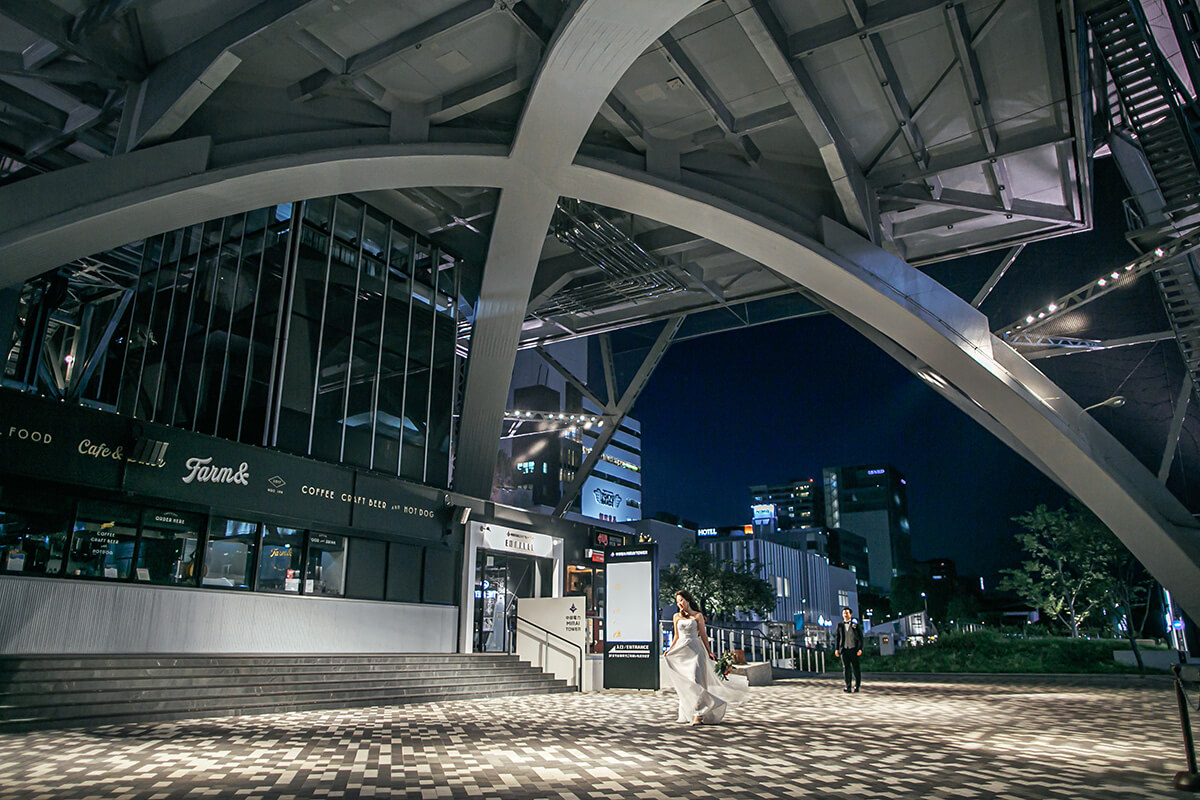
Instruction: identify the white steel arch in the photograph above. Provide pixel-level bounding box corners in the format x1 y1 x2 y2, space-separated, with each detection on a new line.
0 0 1196 619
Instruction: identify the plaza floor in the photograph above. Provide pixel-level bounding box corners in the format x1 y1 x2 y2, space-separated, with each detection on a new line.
0 674 1189 799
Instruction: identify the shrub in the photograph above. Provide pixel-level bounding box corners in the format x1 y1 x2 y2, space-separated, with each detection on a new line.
854 631 1154 674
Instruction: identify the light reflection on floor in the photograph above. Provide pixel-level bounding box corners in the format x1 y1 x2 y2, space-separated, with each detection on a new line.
0 674 1185 799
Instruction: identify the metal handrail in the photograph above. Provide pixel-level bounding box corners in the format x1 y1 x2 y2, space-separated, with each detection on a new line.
660 619 825 672
514 614 583 691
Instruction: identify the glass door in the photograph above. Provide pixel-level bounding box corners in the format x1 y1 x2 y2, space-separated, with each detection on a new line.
474 551 547 652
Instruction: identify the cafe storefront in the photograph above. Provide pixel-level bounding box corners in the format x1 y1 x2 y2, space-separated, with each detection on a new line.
0 388 461 655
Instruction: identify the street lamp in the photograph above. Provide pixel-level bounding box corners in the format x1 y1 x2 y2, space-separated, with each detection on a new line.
920 591 928 618
1082 395 1126 413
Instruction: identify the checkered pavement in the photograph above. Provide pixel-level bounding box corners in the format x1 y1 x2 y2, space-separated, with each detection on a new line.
0 674 1184 799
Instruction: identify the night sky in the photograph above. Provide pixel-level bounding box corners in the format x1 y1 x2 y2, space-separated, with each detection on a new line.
629 160 1167 585
632 313 1070 584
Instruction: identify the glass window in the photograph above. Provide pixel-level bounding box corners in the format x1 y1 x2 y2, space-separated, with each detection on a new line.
67 501 139 580
256 525 303 593
136 509 203 586
306 532 346 596
203 518 258 589
0 507 70 576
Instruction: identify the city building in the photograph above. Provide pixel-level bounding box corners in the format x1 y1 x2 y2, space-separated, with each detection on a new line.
823 464 913 591
749 479 824 531
758 526 870 589
502 344 642 524
697 525 859 644
1 0 1199 700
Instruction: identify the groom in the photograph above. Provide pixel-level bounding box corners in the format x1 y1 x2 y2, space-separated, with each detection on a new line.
833 607 863 693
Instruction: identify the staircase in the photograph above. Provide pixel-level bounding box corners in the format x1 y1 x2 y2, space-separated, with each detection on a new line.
1088 0 1200 217
0 653 573 731
1154 254 1200 388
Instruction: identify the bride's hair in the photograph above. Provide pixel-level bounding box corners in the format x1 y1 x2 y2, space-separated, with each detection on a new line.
675 589 702 614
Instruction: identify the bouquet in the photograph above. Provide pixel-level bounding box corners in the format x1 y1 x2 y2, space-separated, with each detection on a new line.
713 651 736 681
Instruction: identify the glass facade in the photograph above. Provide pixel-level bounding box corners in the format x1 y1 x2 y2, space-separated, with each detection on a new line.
0 482 456 606
4 195 464 489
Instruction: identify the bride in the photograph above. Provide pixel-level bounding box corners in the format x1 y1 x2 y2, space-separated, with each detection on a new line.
662 590 749 725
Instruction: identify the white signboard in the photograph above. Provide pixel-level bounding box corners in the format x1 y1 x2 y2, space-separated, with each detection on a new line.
606 560 653 642
477 522 556 558
514 596 588 688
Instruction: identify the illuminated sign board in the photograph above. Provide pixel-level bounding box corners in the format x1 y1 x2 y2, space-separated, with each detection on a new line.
697 528 718 537
751 503 776 521
867 468 886 475
582 474 641 523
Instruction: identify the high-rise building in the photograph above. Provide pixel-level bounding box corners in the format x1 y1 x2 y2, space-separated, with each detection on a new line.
749 478 824 530
823 464 912 590
503 342 641 523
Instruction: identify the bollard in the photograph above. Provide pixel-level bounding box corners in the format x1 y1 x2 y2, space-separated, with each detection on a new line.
1173 664 1200 792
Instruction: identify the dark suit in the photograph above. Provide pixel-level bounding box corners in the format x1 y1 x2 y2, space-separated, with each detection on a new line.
834 619 863 690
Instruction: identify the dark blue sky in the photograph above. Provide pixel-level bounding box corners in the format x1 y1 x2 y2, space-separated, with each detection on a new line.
630 160 1156 584
633 312 1070 583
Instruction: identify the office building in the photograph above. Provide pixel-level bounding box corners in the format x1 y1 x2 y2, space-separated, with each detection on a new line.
749 479 824 531
823 464 913 591
503 343 642 524
698 525 858 640
759 526 870 589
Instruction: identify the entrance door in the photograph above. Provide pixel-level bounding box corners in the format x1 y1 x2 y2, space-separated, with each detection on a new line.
474 550 546 652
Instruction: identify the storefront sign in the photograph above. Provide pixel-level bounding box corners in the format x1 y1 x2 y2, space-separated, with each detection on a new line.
604 544 659 690
0 388 451 542
0 389 130 490
477 522 556 558
350 472 444 540
123 420 355 527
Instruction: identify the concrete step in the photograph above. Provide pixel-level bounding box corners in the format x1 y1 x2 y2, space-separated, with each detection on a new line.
0 667 548 699
0 683 577 732
0 675 569 720
0 653 572 730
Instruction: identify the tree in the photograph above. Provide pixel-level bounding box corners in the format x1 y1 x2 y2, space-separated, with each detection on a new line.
999 502 1121 638
658 542 776 619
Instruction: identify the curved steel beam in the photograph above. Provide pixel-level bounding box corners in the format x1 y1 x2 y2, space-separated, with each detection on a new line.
453 0 707 497
0 12 1197 618
560 158 1200 620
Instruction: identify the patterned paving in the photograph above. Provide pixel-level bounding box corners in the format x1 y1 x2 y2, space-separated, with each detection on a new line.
0 674 1188 799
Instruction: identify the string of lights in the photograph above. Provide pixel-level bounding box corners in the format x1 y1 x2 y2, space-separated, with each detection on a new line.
996 228 1200 340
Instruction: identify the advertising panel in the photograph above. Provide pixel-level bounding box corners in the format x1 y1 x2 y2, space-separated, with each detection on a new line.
0 389 130 490
603 543 659 690
582 474 641 523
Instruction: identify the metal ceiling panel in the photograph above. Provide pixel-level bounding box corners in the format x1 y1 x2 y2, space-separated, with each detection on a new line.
372 14 525 97
136 0 269 63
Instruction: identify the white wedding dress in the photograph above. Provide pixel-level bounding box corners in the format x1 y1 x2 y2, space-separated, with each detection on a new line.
663 617 749 723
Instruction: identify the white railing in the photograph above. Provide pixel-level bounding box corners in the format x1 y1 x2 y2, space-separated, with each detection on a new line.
659 620 825 673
